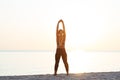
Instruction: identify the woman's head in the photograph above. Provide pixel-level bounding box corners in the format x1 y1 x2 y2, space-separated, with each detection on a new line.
58 29 64 34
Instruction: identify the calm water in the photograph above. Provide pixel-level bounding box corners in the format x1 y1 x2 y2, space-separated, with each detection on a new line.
0 51 120 76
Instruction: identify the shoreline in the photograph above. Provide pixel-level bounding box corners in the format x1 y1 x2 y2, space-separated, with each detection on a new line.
1 71 120 76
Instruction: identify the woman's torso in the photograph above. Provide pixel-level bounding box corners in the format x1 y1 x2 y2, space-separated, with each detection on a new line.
57 32 65 48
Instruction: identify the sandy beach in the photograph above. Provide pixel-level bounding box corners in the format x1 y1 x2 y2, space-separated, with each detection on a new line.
0 72 120 80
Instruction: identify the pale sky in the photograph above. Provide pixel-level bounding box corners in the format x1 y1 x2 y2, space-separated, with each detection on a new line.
0 0 120 51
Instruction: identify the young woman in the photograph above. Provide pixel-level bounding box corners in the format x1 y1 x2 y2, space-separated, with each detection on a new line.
54 19 69 75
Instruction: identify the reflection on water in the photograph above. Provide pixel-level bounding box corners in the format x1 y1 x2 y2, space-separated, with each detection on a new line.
0 51 120 76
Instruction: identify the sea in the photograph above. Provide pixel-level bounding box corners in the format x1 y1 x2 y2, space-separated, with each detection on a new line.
0 51 120 76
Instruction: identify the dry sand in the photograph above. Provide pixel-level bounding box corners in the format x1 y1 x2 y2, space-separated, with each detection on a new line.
0 72 120 80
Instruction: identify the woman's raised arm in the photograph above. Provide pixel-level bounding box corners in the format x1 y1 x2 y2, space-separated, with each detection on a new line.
56 19 66 39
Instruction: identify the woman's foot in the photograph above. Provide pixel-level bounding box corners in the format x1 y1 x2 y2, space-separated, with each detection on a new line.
67 72 69 76
54 73 57 76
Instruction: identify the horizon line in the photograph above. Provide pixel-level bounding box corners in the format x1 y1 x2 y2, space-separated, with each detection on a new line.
0 50 120 52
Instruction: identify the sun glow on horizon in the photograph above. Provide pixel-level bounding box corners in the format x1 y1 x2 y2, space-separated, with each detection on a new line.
68 50 120 73
68 50 94 73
